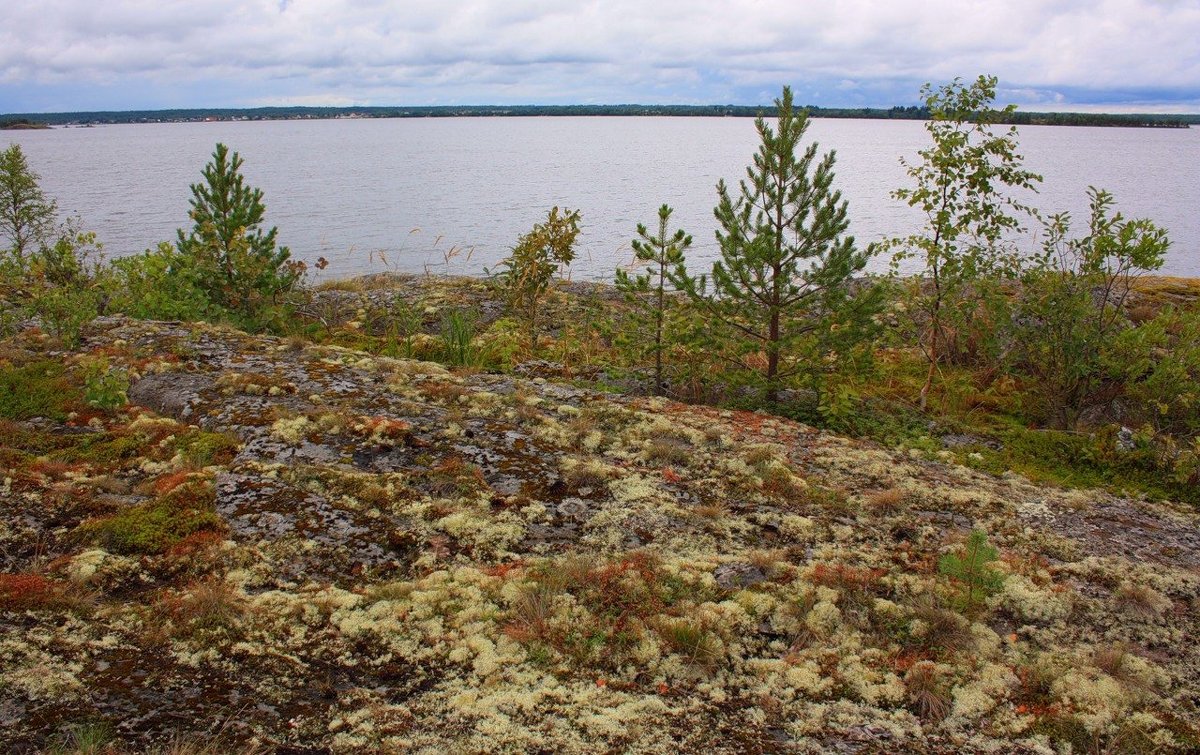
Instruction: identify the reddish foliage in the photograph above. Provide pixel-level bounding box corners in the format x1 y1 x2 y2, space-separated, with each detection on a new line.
26 459 79 479
503 623 539 643
165 530 225 560
430 456 486 490
0 573 63 609
809 563 886 593
760 468 804 501
889 650 930 672
484 561 526 578
773 570 798 586
153 470 199 495
357 416 413 442
730 410 768 434
66 407 107 426
1002 552 1051 582
584 551 664 625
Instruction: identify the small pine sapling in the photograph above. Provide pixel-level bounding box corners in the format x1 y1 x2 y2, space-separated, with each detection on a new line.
615 204 692 395
672 86 879 404
938 529 1005 616
176 143 304 323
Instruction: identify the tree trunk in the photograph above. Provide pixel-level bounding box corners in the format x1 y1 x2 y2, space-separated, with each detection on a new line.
529 300 539 357
655 259 665 396
766 307 780 405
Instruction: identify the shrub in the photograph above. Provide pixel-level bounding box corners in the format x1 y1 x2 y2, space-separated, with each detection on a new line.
27 285 99 347
493 206 581 355
108 242 220 322
889 75 1041 408
82 358 130 410
1012 188 1171 429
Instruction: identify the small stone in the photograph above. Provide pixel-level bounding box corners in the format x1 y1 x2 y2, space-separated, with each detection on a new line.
714 563 767 589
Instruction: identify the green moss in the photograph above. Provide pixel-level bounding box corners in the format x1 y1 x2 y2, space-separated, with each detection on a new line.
0 360 81 420
174 430 242 466
75 480 223 555
1030 713 1097 752
960 426 1199 504
55 431 149 466
0 420 76 455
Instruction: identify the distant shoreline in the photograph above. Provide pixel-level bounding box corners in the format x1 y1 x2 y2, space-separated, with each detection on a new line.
0 119 51 130
1 104 1195 129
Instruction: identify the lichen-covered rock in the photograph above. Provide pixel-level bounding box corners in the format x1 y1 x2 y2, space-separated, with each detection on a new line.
1 315 1198 753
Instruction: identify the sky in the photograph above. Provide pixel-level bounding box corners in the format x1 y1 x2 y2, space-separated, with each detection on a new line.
1 0 1198 114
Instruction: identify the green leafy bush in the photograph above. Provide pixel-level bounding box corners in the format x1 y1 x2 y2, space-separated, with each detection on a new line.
82 358 130 410
889 75 1041 408
27 285 99 347
0 152 107 346
108 242 220 322
493 206 581 355
1013 188 1170 429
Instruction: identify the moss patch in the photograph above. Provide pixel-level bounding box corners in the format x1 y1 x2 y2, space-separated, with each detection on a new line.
0 360 81 420
75 478 223 555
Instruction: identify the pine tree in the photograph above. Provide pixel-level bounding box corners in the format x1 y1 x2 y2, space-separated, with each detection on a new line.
176 143 301 320
0 143 58 267
615 204 692 395
673 86 877 404
937 529 1005 616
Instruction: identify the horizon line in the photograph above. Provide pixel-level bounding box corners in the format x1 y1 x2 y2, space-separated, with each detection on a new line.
5 102 1199 120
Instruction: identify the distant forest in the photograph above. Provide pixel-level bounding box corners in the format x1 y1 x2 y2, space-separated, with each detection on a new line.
2 104 1196 128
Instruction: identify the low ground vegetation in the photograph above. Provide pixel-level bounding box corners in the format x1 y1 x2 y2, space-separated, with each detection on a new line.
0 318 1197 752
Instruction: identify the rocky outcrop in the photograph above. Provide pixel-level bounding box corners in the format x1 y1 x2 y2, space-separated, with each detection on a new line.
2 316 1198 753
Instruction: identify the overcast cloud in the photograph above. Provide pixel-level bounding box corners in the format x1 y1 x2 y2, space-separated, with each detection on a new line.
2 0 1198 113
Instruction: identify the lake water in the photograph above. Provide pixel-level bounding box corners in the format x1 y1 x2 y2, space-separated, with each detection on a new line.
6 117 1199 280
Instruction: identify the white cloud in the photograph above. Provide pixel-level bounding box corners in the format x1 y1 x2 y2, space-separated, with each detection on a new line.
1 0 1197 110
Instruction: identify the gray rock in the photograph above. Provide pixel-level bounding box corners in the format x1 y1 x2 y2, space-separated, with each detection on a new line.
1116 425 1136 452
714 562 767 589
128 372 214 418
